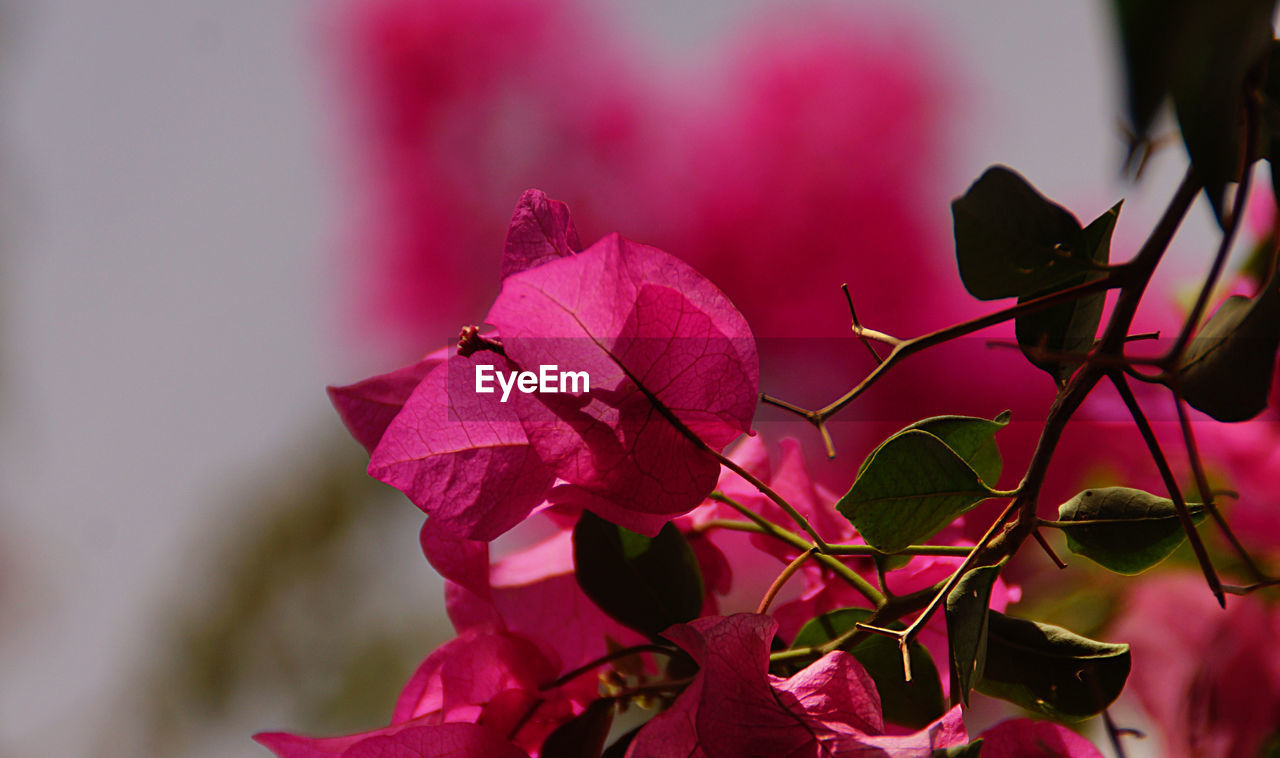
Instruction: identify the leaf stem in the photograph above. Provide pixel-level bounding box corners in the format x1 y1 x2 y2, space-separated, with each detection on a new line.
699 519 974 557
540 643 673 691
757 548 816 615
711 451 832 552
708 493 884 606
1032 529 1067 569
1159 108 1256 369
1171 375 1271 583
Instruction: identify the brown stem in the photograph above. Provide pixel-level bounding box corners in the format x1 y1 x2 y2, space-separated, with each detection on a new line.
1110 372 1225 607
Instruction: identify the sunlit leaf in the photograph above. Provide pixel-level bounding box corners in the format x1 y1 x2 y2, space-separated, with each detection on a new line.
839 431 996 553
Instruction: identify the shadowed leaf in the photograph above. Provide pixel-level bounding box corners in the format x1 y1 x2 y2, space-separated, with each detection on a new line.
573 511 704 638
1052 487 1206 575
977 613 1130 721
790 608 946 729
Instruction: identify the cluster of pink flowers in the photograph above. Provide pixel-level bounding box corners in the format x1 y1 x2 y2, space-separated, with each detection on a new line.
257 191 1105 757
265 0 1280 754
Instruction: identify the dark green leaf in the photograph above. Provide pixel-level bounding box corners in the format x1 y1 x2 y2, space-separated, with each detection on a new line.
1176 272 1280 421
1169 0 1274 222
933 741 984 758
976 612 1131 721
859 412 1010 486
838 430 995 553
1112 0 1182 145
790 608 946 729
1263 39 1280 203
1015 202 1121 387
1112 1 1275 218
945 563 1003 706
1053 486 1207 575
952 166 1091 300
573 512 704 638
541 699 615 758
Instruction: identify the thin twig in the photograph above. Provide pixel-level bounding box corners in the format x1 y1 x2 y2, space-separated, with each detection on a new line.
758 548 817 614
1110 373 1225 607
844 283 886 364
1171 375 1270 583
709 492 884 606
540 643 672 691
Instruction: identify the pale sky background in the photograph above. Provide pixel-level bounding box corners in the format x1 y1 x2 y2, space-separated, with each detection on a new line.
0 1 1220 756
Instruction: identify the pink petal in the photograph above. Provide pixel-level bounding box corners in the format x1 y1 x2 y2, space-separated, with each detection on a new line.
256 722 528 758
487 234 758 530
343 724 529 758
630 614 906 758
328 351 445 453
978 719 1105 758
369 354 554 540
501 189 582 280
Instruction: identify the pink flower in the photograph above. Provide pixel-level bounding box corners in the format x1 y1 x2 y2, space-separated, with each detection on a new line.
256 627 573 757
625 614 969 757
1112 572 1280 758
332 191 759 540
977 719 1105 758
258 723 527 758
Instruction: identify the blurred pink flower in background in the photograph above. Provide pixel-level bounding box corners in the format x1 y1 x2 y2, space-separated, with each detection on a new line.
1113 573 1280 758
325 0 952 348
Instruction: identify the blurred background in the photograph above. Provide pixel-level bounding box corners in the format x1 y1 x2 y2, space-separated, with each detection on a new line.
0 1 1242 756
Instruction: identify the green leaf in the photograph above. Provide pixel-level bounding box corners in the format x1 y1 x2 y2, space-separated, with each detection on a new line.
790 608 946 729
1112 1 1275 220
1112 0 1178 143
952 166 1092 300
541 699 615 758
1052 487 1206 575
1015 202 1121 387
858 412 1010 486
1176 271 1280 421
976 612 1131 721
839 430 995 553
933 741 984 758
572 511 704 638
945 562 1003 706
1168 0 1274 223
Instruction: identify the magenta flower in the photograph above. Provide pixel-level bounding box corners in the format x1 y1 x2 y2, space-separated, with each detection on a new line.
331 191 759 540
625 614 969 757
1113 572 1280 758
976 719 1105 757
255 627 573 757
257 723 527 758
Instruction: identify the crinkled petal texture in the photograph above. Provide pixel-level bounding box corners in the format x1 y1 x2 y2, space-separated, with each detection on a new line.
501 189 581 280
257 723 528 758
369 353 555 540
977 719 1105 758
626 614 967 758
328 350 447 454
487 233 758 531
